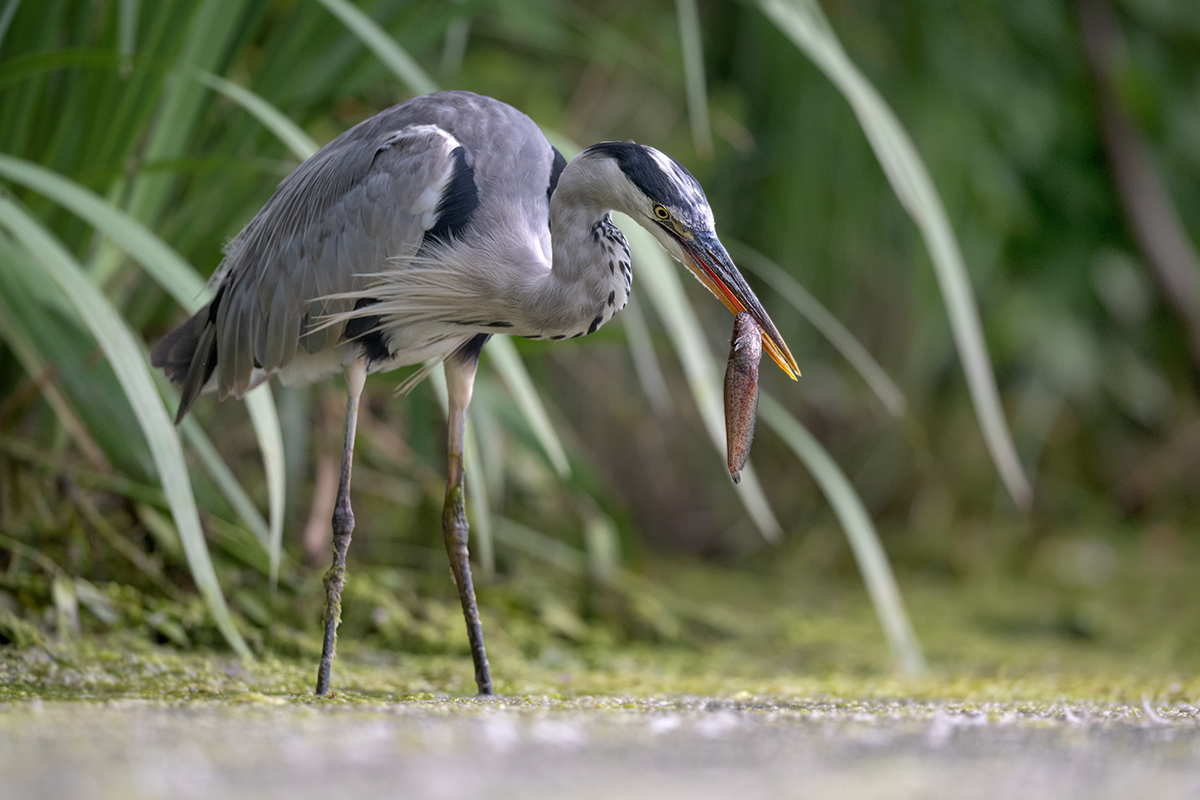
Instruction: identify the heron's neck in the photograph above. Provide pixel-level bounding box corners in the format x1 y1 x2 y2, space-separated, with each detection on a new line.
506 176 632 340
550 202 632 293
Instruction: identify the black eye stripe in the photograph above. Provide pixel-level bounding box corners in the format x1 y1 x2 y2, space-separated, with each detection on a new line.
587 141 701 211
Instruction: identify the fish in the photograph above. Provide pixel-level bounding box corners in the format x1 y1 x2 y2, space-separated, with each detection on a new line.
724 312 762 483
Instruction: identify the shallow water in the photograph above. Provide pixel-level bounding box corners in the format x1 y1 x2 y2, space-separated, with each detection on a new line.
3 698 1198 800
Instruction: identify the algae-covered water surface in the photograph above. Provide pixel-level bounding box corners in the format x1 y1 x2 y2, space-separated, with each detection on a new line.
3 691 1200 800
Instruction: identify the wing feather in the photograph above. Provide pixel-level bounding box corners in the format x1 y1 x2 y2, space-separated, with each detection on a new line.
261 283 291 371
154 90 557 415
204 119 463 396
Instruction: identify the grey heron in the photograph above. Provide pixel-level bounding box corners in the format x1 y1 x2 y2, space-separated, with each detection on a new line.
151 90 799 697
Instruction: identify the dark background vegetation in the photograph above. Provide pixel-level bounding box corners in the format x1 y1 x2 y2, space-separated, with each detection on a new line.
0 0 1197 681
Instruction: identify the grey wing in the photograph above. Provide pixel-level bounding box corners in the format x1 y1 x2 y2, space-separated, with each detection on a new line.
206 123 466 400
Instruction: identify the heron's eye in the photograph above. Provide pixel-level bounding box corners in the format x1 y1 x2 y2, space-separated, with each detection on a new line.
653 205 670 220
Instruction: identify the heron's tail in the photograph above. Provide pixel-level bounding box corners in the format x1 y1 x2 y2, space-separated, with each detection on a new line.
150 302 218 423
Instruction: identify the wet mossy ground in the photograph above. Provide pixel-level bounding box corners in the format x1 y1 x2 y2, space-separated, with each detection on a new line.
1 638 1198 714
2 523 1198 712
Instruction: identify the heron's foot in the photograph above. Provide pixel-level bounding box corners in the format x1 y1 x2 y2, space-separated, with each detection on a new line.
316 511 353 696
443 484 494 696
315 558 346 696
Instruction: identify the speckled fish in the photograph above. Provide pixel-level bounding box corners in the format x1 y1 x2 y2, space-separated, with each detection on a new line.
725 312 762 483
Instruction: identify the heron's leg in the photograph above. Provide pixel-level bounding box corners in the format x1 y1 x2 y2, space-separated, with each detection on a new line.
443 339 493 696
315 360 367 696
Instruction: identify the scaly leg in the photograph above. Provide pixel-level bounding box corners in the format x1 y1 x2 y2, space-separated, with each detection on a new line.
315 360 367 696
443 337 493 696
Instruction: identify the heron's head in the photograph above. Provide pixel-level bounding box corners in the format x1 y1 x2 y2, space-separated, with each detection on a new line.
579 141 799 379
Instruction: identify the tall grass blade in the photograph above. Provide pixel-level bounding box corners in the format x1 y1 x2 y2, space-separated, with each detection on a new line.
0 198 250 658
495 516 586 576
118 0 138 77
757 0 1032 509
185 69 319 161
0 154 287 585
0 317 105 468
178 413 270 547
122 0 250 232
0 247 108 469
728 239 908 418
245 386 286 590
487 338 571 479
315 0 438 96
0 241 152 475
439 5 471 79
0 155 204 302
674 0 713 157
758 392 925 673
0 0 19 56
618 213 782 542
620 293 672 415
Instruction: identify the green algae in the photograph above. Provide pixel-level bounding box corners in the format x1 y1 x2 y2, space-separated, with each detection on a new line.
1 571 1197 712
2 515 1199 711
1 638 1197 728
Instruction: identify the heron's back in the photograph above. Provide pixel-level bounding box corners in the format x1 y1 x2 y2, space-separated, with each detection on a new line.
152 91 563 418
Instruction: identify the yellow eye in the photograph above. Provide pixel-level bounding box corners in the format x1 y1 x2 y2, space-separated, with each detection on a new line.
653 205 670 220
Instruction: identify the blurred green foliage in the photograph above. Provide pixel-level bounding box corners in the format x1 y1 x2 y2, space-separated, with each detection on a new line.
0 0 1197 672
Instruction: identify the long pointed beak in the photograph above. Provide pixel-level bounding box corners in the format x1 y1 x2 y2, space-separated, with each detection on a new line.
674 230 800 379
